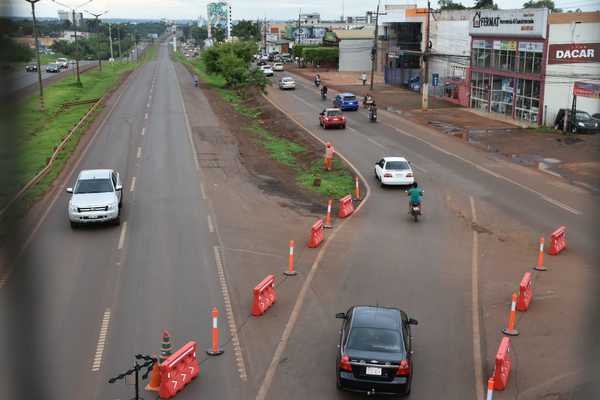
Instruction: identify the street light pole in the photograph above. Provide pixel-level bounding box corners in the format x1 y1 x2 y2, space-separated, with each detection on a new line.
107 22 114 60
25 0 44 110
85 10 108 71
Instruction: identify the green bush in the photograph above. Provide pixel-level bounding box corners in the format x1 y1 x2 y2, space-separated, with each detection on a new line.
200 41 265 90
302 47 339 64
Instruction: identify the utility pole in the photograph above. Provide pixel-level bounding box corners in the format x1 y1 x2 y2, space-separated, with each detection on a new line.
107 22 114 60
25 0 44 110
263 17 267 55
85 10 108 71
117 25 122 59
421 0 431 111
370 1 385 91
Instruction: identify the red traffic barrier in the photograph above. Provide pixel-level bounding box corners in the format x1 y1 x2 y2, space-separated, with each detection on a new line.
516 272 533 312
338 195 354 218
251 274 276 316
492 337 513 391
308 219 325 248
548 226 566 255
159 341 200 399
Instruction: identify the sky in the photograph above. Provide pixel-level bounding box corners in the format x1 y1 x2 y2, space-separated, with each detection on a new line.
4 0 599 21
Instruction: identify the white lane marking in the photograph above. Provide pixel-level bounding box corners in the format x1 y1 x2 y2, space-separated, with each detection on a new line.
146 102 150 108
213 246 247 381
130 176 136 192
136 147 142 159
175 67 200 171
256 91 372 400
0 270 9 288
91 309 111 372
141 127 145 136
117 222 127 250
386 124 582 216
207 215 214 233
200 183 207 200
149 94 152 101
470 197 484 400
144 113 148 120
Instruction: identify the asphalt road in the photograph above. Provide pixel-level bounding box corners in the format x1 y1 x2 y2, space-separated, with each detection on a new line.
261 73 598 399
1 42 242 399
10 60 96 93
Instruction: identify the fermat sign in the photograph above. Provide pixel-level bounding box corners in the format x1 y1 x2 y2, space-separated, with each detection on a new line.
573 81 600 99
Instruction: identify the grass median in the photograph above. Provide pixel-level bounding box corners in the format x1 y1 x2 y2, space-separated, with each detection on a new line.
2 44 159 217
175 51 355 200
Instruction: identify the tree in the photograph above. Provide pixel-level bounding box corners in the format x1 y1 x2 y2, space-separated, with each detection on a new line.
523 0 561 11
439 0 466 10
191 26 208 45
473 0 498 9
213 26 226 43
232 20 260 41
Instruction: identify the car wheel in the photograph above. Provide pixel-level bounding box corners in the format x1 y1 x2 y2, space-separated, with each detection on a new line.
113 214 121 226
380 180 386 188
342 124 346 129
70 221 78 229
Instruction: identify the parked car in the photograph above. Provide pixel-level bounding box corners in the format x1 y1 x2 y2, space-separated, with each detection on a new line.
554 109 599 134
334 93 360 111
46 63 60 73
260 65 274 76
374 157 415 187
319 108 347 129
25 64 38 72
273 62 284 71
278 76 296 90
66 169 123 228
336 306 418 396
56 57 68 69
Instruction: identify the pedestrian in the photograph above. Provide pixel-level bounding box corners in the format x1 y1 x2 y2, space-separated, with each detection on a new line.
361 72 367 86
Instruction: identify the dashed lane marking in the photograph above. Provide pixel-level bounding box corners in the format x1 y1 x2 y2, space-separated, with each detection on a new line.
136 147 142 159
130 176 136 192
144 113 148 120
146 102 150 108
207 215 214 233
200 183 207 200
213 246 247 382
91 309 111 372
117 222 127 250
141 127 145 136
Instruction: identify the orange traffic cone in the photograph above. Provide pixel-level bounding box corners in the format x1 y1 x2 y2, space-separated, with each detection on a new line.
144 360 161 392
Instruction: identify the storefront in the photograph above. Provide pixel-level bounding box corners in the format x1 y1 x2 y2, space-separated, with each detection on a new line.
469 9 549 125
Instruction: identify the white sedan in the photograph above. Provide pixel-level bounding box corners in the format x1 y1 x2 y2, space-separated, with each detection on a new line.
273 62 284 71
260 65 274 76
278 76 296 90
374 157 415 187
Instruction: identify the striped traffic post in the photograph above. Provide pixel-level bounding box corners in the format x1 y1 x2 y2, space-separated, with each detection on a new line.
324 199 333 228
284 240 297 276
206 307 224 356
534 236 547 271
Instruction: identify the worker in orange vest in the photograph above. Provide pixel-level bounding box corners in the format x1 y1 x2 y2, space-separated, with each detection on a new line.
324 143 335 171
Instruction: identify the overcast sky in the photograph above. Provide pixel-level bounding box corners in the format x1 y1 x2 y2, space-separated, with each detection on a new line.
4 0 599 21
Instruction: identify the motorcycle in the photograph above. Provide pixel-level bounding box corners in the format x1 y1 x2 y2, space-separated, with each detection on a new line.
314 79 321 88
410 203 422 222
321 90 327 100
368 108 377 122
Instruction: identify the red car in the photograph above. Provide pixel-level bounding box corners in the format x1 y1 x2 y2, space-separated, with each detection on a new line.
319 108 346 129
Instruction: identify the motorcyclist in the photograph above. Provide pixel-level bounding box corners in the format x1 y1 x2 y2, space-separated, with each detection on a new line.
364 93 373 108
407 181 423 213
368 102 377 120
320 85 328 99
314 73 321 86
193 75 199 87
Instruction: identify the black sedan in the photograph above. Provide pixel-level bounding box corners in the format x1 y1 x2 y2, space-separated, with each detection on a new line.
46 63 60 73
336 306 418 397
25 64 38 72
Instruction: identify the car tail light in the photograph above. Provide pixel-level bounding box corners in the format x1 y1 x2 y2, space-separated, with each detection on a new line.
406 172 413 178
339 355 352 372
384 173 393 178
396 359 410 376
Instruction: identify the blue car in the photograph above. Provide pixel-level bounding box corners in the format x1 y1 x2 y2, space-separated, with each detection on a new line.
334 93 359 111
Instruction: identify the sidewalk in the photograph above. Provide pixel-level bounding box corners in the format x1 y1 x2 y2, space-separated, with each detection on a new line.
310 70 600 192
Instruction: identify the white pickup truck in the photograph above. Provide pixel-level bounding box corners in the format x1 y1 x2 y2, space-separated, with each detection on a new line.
56 57 68 69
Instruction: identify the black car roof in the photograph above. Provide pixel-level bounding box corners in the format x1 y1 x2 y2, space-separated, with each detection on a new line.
352 306 402 330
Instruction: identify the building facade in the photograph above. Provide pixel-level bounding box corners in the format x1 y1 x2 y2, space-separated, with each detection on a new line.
543 12 600 127
336 29 374 72
207 1 232 40
469 8 549 125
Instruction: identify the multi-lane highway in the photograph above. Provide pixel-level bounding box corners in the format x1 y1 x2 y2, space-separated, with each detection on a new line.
1 42 243 399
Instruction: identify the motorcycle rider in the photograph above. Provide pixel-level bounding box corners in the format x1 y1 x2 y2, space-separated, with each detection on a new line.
407 181 423 214
364 93 373 108
368 101 377 121
314 73 321 86
193 75 199 87
320 85 328 99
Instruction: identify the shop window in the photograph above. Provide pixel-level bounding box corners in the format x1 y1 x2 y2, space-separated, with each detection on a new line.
470 71 490 111
516 78 541 123
472 39 492 69
492 41 516 72
490 76 514 117
518 42 544 74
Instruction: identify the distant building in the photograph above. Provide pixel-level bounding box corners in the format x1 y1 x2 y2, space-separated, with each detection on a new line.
58 30 90 43
57 10 83 26
299 13 320 26
335 29 374 72
207 1 232 40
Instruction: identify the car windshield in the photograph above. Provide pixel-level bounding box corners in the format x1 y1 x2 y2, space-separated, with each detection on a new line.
327 110 342 116
48 64 58 68
74 178 113 194
576 111 592 121
282 78 293 82
385 161 410 170
343 96 356 101
347 327 404 353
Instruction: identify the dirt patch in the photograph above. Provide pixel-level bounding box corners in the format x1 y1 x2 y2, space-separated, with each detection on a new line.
198 81 339 214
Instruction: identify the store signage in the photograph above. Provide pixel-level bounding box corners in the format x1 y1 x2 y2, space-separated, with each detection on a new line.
469 9 548 38
518 41 544 53
493 40 517 51
573 81 600 99
548 43 600 64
